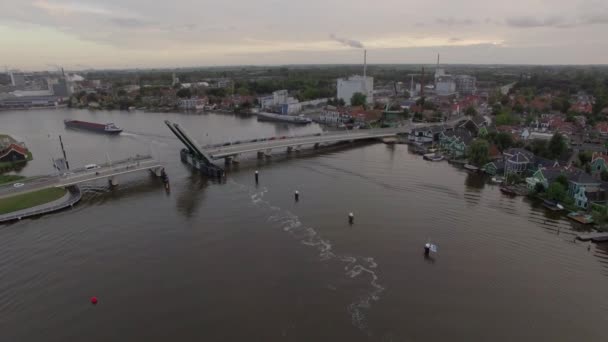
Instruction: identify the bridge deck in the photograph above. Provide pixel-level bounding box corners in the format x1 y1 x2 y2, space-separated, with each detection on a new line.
0 156 162 199
204 129 401 159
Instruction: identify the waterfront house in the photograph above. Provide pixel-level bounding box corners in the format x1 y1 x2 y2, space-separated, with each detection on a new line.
503 148 534 175
409 126 444 144
568 171 602 209
590 153 608 179
525 167 564 190
482 160 505 176
459 115 487 137
439 128 473 158
0 135 29 163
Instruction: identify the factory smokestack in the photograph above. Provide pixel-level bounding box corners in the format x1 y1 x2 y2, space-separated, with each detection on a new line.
363 49 367 80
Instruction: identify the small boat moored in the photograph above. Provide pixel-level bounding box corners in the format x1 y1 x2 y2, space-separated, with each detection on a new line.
464 164 479 172
423 153 444 161
567 212 594 224
500 186 518 196
542 199 564 211
491 176 505 184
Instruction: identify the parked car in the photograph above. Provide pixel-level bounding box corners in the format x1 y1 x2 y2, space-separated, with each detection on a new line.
13 183 24 188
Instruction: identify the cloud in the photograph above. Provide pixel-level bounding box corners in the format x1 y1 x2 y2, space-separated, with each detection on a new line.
110 18 154 28
507 12 608 28
436 18 474 26
506 16 572 28
329 33 364 49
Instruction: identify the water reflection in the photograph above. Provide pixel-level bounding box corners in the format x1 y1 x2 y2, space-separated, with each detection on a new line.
175 173 210 218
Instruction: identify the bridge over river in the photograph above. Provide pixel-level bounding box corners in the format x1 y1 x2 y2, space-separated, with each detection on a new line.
0 155 164 200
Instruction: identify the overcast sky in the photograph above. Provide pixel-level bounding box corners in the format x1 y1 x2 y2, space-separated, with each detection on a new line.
1 0 607 70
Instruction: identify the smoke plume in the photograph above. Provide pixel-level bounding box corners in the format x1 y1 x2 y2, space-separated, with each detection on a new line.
329 34 364 49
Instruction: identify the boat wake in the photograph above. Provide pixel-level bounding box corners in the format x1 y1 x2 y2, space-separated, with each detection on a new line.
239 182 384 335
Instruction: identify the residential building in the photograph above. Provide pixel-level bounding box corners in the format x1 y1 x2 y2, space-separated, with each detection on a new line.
177 97 208 110
439 128 474 158
459 116 488 137
337 75 374 105
591 153 608 179
503 148 534 174
568 172 602 209
482 160 505 176
409 126 445 144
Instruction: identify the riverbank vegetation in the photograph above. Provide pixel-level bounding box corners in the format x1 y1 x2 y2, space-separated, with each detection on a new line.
0 188 66 215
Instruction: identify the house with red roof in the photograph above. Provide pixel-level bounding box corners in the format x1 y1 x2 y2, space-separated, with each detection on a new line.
595 122 608 136
0 143 29 163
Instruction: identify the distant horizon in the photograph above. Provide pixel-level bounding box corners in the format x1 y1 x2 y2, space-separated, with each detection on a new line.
7 62 608 74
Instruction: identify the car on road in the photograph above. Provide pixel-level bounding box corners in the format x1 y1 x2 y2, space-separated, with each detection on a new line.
13 183 24 188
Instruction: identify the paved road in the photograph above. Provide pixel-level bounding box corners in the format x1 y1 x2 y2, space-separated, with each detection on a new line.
203 117 466 159
0 157 162 200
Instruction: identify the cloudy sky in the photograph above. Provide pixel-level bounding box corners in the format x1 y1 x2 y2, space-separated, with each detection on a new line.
1 0 607 70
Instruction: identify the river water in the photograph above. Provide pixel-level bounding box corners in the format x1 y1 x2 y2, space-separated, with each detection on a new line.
1 109 607 341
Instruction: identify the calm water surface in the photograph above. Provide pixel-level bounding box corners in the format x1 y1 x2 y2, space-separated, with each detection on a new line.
1 109 607 341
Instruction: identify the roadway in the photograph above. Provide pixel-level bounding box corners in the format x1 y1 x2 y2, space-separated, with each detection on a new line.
0 156 162 199
203 117 466 160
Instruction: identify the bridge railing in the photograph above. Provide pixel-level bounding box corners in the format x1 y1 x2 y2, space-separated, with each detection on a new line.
0 186 82 223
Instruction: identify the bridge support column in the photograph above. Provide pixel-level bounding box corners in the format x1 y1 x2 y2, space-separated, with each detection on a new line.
108 176 118 187
231 154 240 164
264 149 272 158
313 143 320 150
224 156 233 165
257 151 265 159
286 146 293 154
295 145 302 152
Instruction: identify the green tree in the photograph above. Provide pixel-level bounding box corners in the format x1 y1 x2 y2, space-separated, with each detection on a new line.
495 132 514 151
513 102 524 113
495 112 517 126
601 170 608 182
337 98 346 107
534 182 546 194
176 88 191 98
465 106 477 116
547 182 568 202
560 98 571 113
469 139 490 167
351 92 367 107
548 133 566 159
402 108 410 119
578 151 592 166
555 174 569 188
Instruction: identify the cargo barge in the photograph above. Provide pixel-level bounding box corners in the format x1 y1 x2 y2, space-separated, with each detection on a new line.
64 119 123 134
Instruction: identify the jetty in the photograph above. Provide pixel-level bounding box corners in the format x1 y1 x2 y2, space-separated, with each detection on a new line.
576 232 608 243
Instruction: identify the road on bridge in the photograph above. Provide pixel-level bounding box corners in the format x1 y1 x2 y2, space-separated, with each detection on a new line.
203 117 466 160
0 156 162 199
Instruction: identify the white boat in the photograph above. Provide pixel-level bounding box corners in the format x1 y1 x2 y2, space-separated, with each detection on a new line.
491 176 504 184
423 153 444 161
256 112 312 124
464 164 479 172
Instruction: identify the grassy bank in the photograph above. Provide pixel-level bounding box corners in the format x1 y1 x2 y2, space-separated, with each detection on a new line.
0 175 25 185
0 188 67 215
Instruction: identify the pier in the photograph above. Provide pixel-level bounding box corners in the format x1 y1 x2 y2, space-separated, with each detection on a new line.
576 232 608 243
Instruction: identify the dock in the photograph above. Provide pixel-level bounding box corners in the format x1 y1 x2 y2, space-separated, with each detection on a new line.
576 232 608 243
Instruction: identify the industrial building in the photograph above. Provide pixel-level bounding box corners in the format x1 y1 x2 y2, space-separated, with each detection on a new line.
455 75 477 95
258 89 302 114
435 76 457 96
337 75 374 105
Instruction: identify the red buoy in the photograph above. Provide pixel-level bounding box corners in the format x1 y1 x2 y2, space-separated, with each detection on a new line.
90 296 98 305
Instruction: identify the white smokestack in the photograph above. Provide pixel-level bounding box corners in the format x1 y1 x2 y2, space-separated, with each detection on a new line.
363 49 367 80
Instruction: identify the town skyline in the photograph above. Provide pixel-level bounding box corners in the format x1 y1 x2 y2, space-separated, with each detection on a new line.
2 0 608 70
